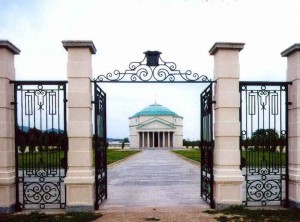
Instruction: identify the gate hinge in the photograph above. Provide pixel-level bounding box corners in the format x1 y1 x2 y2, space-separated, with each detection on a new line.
211 101 216 104
287 102 292 105
91 101 95 104
10 102 16 105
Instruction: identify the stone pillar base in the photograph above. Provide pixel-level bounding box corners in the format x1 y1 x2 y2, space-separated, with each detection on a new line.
213 168 244 209
0 183 15 213
289 200 300 209
0 205 15 213
0 180 16 213
64 169 95 212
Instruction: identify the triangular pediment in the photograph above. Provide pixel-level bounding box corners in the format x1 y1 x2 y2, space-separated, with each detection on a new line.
137 118 175 130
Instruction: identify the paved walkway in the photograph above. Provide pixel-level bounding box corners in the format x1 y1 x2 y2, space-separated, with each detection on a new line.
100 149 208 209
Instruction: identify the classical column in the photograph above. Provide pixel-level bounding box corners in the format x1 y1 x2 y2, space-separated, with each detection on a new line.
282 44 300 208
162 132 165 147
170 132 173 148
0 41 20 213
158 132 160 147
166 132 169 147
141 132 144 148
63 41 96 212
209 42 244 209
152 132 154 147
147 132 150 148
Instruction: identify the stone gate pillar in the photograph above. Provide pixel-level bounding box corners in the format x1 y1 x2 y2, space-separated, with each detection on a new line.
282 44 300 208
0 41 20 212
209 42 245 209
62 41 96 212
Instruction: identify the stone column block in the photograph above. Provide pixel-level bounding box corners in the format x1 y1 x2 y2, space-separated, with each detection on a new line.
0 40 20 213
63 40 97 212
282 44 300 208
210 42 245 209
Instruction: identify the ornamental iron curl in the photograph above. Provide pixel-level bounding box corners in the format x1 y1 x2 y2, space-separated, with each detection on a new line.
94 51 211 82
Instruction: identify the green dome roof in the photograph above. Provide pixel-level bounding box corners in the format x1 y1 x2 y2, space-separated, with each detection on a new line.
131 104 181 118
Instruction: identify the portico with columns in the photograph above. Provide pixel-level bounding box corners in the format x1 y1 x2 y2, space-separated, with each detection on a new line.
129 103 183 149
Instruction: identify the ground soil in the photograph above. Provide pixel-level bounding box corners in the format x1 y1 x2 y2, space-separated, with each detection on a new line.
95 206 218 222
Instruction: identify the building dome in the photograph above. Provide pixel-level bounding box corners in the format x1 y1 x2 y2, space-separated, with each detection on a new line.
130 103 181 118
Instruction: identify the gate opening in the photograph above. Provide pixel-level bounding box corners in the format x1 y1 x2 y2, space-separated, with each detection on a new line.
92 51 215 209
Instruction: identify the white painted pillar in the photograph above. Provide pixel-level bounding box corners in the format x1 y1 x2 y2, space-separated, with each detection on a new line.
168 132 170 148
209 42 245 209
282 44 300 208
63 41 96 212
162 132 165 147
141 132 144 148
0 41 20 213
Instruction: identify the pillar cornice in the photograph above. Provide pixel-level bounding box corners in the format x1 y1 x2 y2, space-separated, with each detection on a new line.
62 40 97 54
281 43 300 57
0 40 20 54
209 42 245 55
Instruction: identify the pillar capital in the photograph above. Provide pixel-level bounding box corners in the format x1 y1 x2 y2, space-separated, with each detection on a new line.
281 43 300 57
209 42 244 55
62 40 96 54
0 40 20 55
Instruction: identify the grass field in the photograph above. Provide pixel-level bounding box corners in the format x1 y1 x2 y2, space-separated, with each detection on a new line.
172 149 200 162
17 149 140 168
241 150 286 167
107 149 140 165
205 206 300 222
0 211 101 222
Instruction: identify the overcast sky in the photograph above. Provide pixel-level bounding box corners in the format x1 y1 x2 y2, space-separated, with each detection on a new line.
1 0 300 140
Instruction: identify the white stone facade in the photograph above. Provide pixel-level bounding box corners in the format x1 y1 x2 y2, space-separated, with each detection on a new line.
129 104 183 149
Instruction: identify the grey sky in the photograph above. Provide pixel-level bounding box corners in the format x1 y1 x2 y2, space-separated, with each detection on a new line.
1 0 300 139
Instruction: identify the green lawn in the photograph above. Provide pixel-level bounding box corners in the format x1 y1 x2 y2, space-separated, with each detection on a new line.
107 149 140 165
0 211 101 222
205 206 300 222
241 150 286 167
17 149 140 168
172 149 200 162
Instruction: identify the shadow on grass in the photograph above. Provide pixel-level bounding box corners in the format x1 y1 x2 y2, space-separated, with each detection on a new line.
204 206 300 222
0 211 102 222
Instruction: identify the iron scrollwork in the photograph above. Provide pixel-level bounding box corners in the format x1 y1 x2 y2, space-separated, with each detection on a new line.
12 81 68 210
240 82 289 207
94 51 211 82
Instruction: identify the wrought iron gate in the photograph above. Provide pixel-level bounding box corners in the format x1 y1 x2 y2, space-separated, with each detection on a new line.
240 82 289 207
93 82 107 210
12 81 68 210
200 83 214 208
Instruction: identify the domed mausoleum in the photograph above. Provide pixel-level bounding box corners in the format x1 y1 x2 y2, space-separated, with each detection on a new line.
129 103 183 149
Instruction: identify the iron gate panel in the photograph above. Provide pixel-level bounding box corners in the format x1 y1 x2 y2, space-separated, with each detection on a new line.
240 82 289 207
94 82 107 210
12 81 68 210
200 83 214 208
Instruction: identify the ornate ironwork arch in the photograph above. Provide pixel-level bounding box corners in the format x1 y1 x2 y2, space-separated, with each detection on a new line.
94 51 212 83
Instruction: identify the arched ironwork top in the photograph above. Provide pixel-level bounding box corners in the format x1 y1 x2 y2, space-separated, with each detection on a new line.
94 51 212 83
